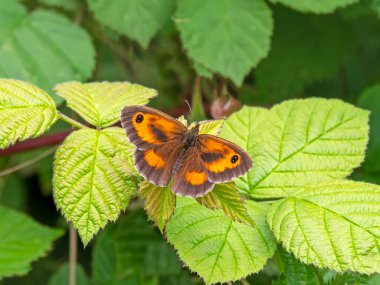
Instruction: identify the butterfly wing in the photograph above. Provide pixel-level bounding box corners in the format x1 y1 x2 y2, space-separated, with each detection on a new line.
198 134 253 183
171 146 214 198
121 105 187 150
134 140 184 187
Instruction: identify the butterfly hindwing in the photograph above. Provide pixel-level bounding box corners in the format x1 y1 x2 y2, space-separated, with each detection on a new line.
121 105 187 150
171 146 214 198
134 140 184 187
199 134 253 183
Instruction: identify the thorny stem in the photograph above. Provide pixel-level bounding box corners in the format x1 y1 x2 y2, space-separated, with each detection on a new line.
69 224 78 285
58 111 88 129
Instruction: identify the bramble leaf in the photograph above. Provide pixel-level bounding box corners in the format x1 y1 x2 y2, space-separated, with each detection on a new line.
220 106 269 193
223 99 369 198
267 180 380 274
166 197 276 284
87 0 175 48
0 206 63 278
0 79 58 149
197 183 254 227
175 0 273 85
140 181 176 233
54 81 157 127
53 128 138 245
189 119 224 136
0 1 94 97
270 0 358 13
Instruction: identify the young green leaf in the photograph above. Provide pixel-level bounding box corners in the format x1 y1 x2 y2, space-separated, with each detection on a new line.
220 106 270 193
227 99 369 198
54 81 157 127
189 119 224 136
140 181 176 233
48 263 88 285
267 180 380 274
166 197 276 284
0 206 63 278
87 0 175 48
255 8 353 101
273 248 319 285
197 183 255 227
269 0 358 13
53 128 138 245
0 1 94 97
0 79 58 149
175 0 273 86
92 211 182 285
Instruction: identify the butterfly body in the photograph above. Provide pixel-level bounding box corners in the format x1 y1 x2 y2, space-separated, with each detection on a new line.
121 106 252 198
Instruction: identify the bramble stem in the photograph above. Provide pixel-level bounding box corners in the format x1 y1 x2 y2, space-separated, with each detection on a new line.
69 224 77 285
58 111 88 129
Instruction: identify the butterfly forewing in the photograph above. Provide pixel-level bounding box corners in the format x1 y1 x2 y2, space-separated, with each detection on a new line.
121 105 187 150
199 135 253 183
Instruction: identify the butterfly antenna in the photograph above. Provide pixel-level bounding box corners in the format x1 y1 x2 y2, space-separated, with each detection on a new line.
184 100 192 115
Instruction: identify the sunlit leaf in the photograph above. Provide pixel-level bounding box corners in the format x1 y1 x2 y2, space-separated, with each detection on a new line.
0 79 58 149
166 197 276 284
267 180 380 274
54 81 157 127
53 128 138 245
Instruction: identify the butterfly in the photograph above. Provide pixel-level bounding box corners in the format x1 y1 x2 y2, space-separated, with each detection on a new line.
120 106 253 198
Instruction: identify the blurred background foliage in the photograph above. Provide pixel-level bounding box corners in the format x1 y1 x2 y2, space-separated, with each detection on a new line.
1 0 380 284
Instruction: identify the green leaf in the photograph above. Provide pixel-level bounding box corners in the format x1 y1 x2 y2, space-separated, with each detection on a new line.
197 183 255 227
87 0 175 48
358 84 380 173
267 180 380 274
53 128 138 245
0 1 95 96
0 206 63 278
140 181 176 233
220 106 270 193
189 119 224 136
274 248 319 285
175 0 273 85
0 79 58 149
48 263 88 285
270 0 359 13
92 211 181 285
230 99 368 198
54 81 157 127
193 62 213 79
166 197 276 284
255 8 353 101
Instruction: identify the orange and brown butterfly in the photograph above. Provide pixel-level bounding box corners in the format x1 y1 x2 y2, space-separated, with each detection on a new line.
120 106 253 198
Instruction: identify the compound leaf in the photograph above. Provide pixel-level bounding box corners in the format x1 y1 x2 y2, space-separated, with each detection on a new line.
0 206 63 278
166 197 276 284
87 0 175 48
53 128 138 245
0 1 95 97
54 81 157 127
0 79 58 149
175 0 273 85
267 180 380 274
